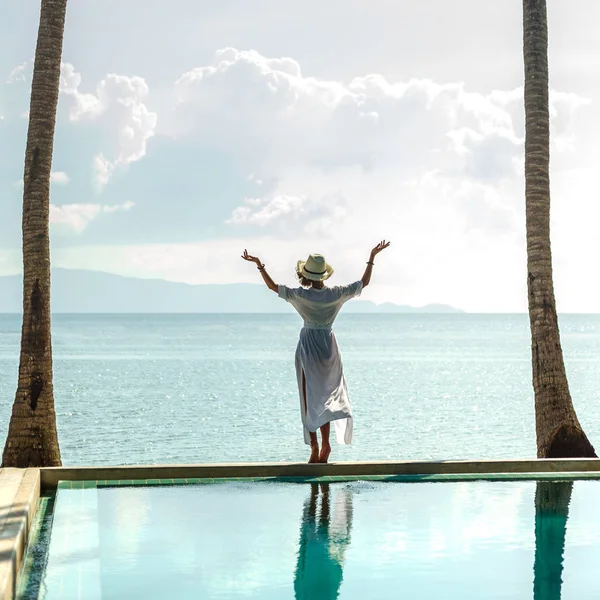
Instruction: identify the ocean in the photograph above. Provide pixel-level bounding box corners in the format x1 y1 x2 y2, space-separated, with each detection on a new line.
1 313 600 466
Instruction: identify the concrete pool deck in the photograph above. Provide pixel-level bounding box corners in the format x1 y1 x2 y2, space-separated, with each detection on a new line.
2 457 600 600
0 469 40 600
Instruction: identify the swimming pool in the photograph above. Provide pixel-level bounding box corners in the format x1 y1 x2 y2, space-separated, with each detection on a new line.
17 478 600 599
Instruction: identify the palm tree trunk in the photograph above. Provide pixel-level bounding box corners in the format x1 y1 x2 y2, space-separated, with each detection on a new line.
1 0 67 467
522 0 596 458
533 481 573 600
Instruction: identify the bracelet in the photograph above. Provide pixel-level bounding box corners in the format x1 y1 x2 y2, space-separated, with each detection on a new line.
367 261 374 265
257 264 265 271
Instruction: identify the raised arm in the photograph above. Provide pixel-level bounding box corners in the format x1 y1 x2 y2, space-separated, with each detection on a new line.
241 250 278 293
361 240 391 288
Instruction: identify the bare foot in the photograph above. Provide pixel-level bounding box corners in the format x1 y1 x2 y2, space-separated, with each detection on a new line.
309 444 320 463
318 443 331 464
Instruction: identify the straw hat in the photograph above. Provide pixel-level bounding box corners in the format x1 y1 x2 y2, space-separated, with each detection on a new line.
297 253 334 281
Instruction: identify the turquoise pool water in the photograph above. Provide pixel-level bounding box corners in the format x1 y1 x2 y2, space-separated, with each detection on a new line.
21 480 600 599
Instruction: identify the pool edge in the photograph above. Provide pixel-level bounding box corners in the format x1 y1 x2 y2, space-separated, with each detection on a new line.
39 457 600 490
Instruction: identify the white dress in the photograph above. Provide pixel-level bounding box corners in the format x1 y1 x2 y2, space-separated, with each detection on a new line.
278 281 363 445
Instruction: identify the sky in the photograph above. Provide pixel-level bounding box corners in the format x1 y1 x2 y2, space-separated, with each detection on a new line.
1 0 599 312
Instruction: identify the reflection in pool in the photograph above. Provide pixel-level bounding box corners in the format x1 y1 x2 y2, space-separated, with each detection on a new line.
22 479 600 599
294 484 352 599
533 481 572 600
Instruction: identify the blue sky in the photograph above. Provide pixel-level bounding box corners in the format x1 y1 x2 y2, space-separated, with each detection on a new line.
1 0 599 311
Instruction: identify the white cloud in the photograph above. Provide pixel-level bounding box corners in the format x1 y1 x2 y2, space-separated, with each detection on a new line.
93 153 116 191
228 195 305 226
246 173 263 185
167 48 590 258
50 171 70 185
50 201 134 233
550 90 593 152
3 46 596 311
168 49 530 179
4 61 157 189
227 193 347 234
169 48 589 177
60 63 157 189
167 48 537 290
7 63 28 83
163 48 593 309
60 63 102 119
104 200 135 213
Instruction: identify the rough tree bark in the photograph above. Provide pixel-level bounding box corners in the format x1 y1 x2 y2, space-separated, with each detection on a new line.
522 0 596 458
2 0 68 467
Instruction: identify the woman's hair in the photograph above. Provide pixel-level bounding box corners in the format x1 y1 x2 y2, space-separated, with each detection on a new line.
297 270 315 288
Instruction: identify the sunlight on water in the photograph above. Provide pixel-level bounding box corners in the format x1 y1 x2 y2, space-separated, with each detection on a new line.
27 480 600 599
2 313 600 465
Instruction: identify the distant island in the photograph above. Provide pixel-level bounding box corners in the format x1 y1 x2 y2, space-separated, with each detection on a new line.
0 269 464 314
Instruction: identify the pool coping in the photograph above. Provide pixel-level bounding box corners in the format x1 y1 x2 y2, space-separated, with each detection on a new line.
39 457 600 490
0 469 40 600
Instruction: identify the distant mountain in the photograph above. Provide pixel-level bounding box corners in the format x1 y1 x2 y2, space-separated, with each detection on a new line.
0 269 463 314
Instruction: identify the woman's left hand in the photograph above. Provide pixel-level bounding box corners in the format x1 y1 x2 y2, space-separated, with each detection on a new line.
241 249 262 266
370 240 391 258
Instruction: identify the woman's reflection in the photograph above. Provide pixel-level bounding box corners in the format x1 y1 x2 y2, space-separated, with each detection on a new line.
294 483 353 600
533 480 573 600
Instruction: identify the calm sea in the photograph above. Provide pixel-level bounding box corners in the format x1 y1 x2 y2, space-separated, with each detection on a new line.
1 313 600 466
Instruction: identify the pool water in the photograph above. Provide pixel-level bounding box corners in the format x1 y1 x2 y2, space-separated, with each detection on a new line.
21 480 600 599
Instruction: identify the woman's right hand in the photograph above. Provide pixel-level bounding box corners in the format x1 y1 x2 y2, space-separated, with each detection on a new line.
370 240 391 259
241 249 262 266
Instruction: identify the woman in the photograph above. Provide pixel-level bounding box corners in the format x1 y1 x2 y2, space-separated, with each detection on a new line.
242 241 390 463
